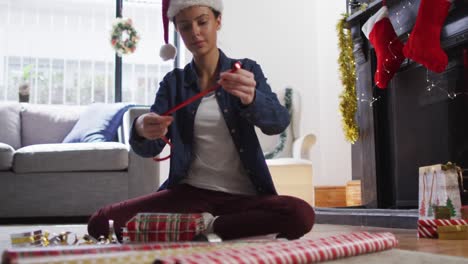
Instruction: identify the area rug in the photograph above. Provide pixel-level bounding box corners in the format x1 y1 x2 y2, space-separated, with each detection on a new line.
3 232 397 264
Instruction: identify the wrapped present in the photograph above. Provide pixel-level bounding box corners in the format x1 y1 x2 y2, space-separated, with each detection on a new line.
419 163 463 220
10 230 42 247
418 219 468 238
437 225 468 240
461 206 468 219
2 232 398 264
123 213 205 243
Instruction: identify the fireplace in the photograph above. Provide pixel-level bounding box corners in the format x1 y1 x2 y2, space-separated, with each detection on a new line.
347 0 468 209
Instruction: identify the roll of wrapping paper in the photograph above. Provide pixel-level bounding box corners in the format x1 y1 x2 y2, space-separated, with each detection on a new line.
2 232 398 264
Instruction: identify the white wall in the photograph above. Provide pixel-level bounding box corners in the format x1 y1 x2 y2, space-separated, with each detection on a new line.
218 0 351 186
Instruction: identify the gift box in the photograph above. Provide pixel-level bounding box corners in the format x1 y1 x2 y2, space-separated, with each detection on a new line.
10 230 42 247
418 219 468 238
123 213 205 243
461 206 468 219
437 225 468 240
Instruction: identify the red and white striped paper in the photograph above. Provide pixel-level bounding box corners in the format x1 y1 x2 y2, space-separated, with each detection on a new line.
153 232 398 264
418 219 468 238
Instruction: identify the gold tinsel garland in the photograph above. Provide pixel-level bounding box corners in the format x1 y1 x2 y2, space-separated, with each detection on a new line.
337 14 359 144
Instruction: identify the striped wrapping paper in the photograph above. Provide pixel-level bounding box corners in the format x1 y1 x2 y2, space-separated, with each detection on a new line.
3 232 398 264
153 232 398 264
418 219 468 238
123 213 206 243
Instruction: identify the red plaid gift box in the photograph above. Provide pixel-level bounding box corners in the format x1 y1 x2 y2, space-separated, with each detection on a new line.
418 219 468 238
123 213 205 243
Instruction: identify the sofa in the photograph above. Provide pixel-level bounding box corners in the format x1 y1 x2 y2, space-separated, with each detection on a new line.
0 103 159 218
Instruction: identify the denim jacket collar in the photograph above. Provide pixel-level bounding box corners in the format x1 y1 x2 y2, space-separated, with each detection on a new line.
183 49 232 90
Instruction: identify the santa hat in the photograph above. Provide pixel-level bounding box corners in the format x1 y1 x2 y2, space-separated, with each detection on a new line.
160 0 224 61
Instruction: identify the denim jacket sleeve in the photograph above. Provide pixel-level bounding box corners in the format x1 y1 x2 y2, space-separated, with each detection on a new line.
129 76 172 158
239 61 290 135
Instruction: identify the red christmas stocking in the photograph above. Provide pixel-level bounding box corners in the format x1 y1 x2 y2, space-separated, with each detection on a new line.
362 6 405 89
403 0 452 73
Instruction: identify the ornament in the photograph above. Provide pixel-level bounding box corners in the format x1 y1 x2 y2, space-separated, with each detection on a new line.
362 5 405 89
403 0 453 73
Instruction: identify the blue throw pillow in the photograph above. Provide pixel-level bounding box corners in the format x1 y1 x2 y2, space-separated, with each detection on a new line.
63 103 133 143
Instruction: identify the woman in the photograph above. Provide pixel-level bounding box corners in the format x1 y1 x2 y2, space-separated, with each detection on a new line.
88 0 314 241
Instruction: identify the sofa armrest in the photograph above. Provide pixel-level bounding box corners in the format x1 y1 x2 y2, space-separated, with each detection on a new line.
127 149 160 198
292 133 317 160
120 106 150 146
119 106 160 198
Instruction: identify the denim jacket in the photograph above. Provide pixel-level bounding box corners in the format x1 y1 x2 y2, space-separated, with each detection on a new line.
130 50 290 195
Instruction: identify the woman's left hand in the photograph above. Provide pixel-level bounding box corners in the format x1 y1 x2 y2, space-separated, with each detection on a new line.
218 68 256 105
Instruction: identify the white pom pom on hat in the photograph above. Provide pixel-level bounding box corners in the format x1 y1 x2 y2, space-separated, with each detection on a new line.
160 0 223 61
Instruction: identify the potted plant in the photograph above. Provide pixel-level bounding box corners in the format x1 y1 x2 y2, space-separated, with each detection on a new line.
17 64 33 103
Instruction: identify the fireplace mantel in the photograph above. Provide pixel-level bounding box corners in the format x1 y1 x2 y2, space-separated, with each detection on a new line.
347 0 468 209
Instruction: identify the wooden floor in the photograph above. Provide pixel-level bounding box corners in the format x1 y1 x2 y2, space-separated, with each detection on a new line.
308 224 468 259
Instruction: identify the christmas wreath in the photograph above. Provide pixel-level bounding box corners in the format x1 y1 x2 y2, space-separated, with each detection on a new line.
264 87 293 159
110 17 140 56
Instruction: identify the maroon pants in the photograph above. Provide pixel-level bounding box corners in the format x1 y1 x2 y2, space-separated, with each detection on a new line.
88 184 315 241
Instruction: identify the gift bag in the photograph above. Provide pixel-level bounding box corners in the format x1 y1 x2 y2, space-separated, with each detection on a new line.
419 163 463 219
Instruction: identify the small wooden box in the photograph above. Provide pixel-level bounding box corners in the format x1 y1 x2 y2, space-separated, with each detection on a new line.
315 186 346 207
346 180 362 206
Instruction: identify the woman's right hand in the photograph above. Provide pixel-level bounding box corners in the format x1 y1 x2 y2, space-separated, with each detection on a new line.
135 113 173 140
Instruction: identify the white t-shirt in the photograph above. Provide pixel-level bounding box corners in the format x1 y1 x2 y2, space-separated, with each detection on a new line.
182 93 257 195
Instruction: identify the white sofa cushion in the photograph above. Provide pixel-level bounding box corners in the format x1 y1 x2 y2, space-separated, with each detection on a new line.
0 143 15 171
0 102 22 149
21 104 83 146
13 142 129 173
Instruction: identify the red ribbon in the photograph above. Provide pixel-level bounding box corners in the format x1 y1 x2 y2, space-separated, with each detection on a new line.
153 61 242 162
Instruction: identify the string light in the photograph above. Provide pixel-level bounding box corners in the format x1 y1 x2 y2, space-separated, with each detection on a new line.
359 0 467 107
357 89 381 107
426 69 468 100
393 0 413 36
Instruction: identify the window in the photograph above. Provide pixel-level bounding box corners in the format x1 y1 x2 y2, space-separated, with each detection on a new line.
0 0 176 105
